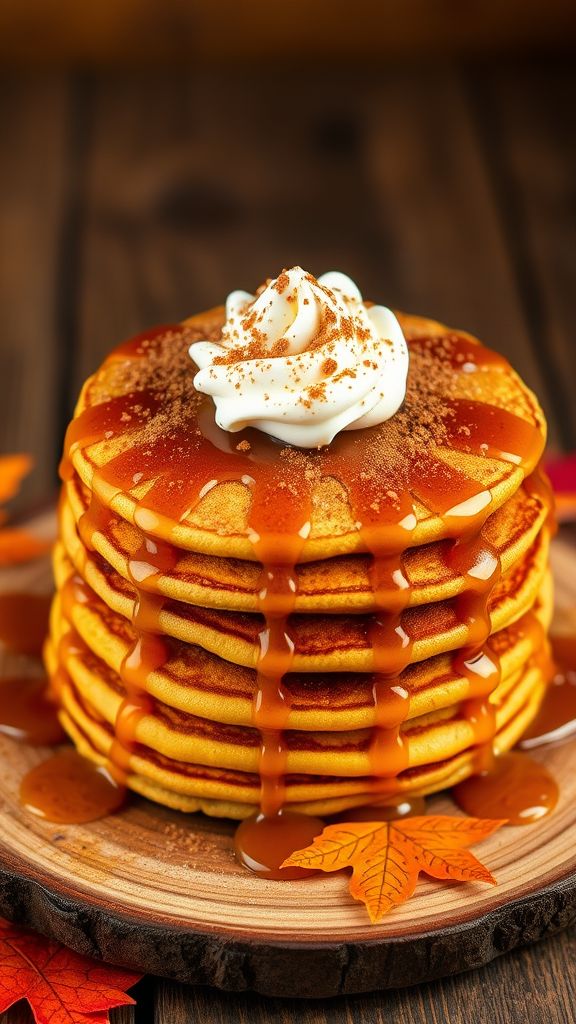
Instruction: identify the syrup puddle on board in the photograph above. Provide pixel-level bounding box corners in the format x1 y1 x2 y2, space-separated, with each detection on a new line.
234 811 325 879
0 676 65 746
452 751 559 825
520 634 576 749
20 749 125 824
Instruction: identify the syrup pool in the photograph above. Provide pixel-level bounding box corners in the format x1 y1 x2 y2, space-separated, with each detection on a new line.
520 634 576 749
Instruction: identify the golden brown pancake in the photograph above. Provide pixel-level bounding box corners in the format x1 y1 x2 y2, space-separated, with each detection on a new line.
50 552 553 733
61 471 549 614
48 303 554 823
47 598 549 778
62 310 546 560
53 529 549 673
50 642 548 819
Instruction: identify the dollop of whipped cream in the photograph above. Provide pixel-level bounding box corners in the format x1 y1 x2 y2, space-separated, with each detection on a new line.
189 267 409 448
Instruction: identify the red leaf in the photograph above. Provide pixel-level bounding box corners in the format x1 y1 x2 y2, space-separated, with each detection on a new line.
0 918 142 1024
545 454 576 522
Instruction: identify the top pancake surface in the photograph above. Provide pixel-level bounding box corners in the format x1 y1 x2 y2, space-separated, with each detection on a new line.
66 309 546 560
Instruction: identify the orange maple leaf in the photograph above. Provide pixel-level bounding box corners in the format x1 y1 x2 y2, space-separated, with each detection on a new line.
0 454 51 565
0 529 51 565
282 814 506 923
0 455 33 505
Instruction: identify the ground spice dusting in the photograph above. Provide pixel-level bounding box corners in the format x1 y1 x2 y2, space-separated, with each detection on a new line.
84 312 494 509
321 357 338 376
273 271 290 294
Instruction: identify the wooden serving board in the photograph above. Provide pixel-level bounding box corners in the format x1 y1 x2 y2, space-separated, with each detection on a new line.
0 517 575 998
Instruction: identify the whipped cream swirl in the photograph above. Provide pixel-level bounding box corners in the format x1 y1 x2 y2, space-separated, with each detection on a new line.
189 267 409 448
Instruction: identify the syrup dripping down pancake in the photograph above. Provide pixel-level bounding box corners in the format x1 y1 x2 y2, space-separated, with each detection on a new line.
50 555 553 733
61 472 549 614
53 528 550 674
61 311 546 562
48 304 553 824
46 598 550 779
50 642 549 819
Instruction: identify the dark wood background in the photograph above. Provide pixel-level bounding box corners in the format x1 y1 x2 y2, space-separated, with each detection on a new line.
0 59 575 1022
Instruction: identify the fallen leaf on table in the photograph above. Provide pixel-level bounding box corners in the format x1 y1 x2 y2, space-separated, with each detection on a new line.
282 814 506 923
0 917 142 1024
0 528 51 565
0 454 51 564
0 455 33 505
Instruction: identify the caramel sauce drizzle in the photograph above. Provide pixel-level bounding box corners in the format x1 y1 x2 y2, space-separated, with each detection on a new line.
47 326 551 847
75 495 175 788
520 633 576 749
0 676 65 747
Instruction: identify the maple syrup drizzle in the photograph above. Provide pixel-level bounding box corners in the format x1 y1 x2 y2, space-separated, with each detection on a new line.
20 748 125 824
234 809 325 880
51 324 550 853
331 795 426 823
0 588 63 748
364 500 416 784
452 751 559 825
450 532 502 772
0 676 65 746
78 495 176 787
520 634 576 749
15 574 132 823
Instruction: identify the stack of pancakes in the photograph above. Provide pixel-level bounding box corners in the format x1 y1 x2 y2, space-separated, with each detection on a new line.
46 309 553 819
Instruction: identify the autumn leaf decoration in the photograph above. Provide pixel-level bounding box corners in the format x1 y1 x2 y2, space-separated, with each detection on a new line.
0 916 142 1024
0 454 50 565
282 814 506 923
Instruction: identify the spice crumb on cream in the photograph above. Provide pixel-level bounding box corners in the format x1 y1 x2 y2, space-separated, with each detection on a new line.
189 267 409 448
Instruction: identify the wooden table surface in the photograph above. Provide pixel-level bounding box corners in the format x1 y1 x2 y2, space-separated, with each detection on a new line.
0 58 575 1022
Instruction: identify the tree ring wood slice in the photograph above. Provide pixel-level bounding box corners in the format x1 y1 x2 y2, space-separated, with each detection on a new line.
0 529 574 998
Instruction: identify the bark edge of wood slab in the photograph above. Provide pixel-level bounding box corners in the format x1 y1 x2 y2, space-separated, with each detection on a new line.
0 735 575 998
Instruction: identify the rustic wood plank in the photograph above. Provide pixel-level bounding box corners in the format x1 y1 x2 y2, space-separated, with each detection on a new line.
109 1007 135 1024
153 925 576 1024
361 66 560 448
0 76 70 510
0 1004 34 1024
465 60 576 451
1 1 576 65
0 1003 136 1024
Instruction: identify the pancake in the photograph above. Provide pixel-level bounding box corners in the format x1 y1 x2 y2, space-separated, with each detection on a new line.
54 528 549 673
61 310 547 561
47 292 554 828
50 557 553 733
62 471 549 614
47 604 549 778
51 643 548 819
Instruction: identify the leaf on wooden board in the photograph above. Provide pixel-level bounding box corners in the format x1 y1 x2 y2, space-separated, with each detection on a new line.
0 916 142 1024
282 814 506 923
